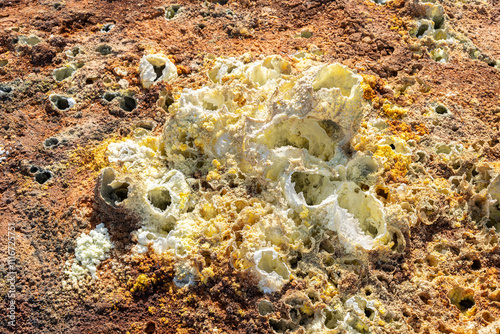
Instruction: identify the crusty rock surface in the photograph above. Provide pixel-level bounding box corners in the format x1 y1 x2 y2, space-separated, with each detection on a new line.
1 0 500 333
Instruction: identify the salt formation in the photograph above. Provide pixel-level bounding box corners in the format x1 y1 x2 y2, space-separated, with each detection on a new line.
53 64 77 82
254 248 291 293
139 54 178 88
86 54 409 332
105 55 393 279
49 94 76 111
408 0 499 67
410 3 450 41
67 223 114 280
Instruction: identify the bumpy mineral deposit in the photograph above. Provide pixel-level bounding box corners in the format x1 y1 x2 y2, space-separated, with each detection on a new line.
1 0 500 333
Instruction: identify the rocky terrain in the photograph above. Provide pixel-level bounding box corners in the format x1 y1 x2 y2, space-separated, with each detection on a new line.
1 0 500 333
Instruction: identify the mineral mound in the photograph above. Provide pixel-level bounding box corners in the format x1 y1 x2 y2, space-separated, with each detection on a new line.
1 0 500 333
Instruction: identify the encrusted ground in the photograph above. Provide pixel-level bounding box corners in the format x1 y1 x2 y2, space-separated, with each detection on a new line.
1 0 500 333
